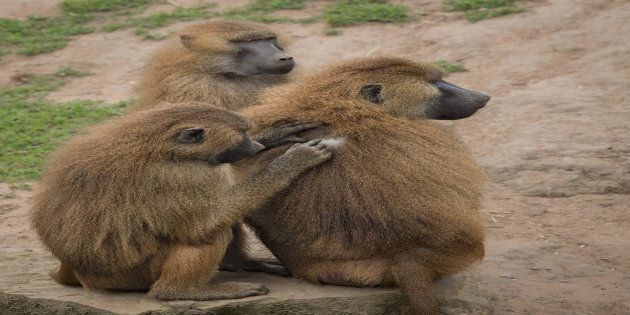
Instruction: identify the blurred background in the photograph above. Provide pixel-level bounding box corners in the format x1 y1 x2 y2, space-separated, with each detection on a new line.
0 0 628 313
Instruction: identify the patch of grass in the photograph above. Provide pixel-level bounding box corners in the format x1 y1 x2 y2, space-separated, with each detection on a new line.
324 28 342 36
444 0 522 22
249 0 307 11
0 0 214 55
221 0 317 24
0 73 130 185
0 15 94 56
60 0 156 14
435 60 468 74
103 4 214 40
54 67 92 77
323 0 408 27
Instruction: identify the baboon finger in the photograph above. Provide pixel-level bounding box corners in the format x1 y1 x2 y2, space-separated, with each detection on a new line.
314 143 328 150
282 122 319 134
305 139 323 146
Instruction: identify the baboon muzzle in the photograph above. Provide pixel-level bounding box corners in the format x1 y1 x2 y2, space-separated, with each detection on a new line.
216 135 265 164
425 80 491 120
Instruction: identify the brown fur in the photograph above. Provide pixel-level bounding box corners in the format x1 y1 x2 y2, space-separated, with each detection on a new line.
240 57 487 314
31 103 331 300
134 21 289 112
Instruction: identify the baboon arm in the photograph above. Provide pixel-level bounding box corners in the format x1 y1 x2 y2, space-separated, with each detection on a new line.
215 148 311 222
150 160 296 244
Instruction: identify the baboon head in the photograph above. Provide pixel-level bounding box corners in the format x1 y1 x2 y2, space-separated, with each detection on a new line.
137 104 264 164
178 21 294 76
310 57 490 120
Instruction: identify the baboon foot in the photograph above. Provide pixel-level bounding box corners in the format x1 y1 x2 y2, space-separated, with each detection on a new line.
149 281 269 301
222 259 291 277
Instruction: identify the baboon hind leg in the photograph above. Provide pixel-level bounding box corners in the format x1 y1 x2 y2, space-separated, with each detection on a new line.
49 263 81 286
220 224 290 277
149 228 269 301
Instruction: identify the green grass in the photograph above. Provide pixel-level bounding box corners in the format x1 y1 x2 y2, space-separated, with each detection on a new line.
60 0 157 14
221 0 316 24
444 0 522 22
0 0 215 55
323 0 408 27
0 0 411 56
324 28 342 36
103 4 214 40
248 0 307 11
54 67 92 77
435 60 468 74
0 15 94 56
0 70 130 185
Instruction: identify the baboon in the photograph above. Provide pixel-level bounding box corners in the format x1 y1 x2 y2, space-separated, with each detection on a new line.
239 57 490 314
134 20 302 276
31 103 333 300
134 20 295 112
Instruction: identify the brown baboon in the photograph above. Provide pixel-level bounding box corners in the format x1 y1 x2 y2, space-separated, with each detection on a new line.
31 103 332 300
134 20 295 112
239 57 490 314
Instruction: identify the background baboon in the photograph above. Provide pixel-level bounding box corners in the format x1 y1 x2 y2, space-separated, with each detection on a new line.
240 57 490 314
31 103 332 300
134 20 294 112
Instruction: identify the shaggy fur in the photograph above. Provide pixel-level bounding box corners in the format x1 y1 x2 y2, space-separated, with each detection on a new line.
31 103 331 300
134 21 290 112
241 57 487 314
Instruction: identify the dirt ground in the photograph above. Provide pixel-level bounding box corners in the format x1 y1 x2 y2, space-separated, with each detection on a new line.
1 0 629 314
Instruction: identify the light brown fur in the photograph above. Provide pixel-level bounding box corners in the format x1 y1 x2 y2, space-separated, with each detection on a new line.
31 103 331 300
134 21 289 112
241 57 487 314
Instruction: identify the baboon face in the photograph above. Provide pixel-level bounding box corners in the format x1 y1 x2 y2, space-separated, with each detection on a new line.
178 21 294 76
326 59 490 120
230 38 294 75
164 110 264 164
360 77 490 120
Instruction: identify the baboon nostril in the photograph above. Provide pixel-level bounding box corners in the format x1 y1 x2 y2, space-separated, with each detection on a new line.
279 56 293 61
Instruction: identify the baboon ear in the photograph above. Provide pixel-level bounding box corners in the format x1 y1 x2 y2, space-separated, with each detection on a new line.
177 128 205 143
361 84 382 104
180 34 193 49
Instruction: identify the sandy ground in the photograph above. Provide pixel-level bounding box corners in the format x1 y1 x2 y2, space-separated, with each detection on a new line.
1 0 629 313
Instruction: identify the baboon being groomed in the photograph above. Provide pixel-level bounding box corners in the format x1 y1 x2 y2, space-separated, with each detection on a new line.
31 103 333 300
134 20 295 112
240 57 490 314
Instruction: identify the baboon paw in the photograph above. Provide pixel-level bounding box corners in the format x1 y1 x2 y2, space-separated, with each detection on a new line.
285 138 334 168
149 282 269 301
235 283 270 298
248 261 292 277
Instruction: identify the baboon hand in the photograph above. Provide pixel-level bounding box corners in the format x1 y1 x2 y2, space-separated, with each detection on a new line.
253 121 320 149
281 139 333 170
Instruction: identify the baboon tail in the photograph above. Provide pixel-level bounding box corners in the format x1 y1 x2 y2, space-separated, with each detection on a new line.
392 257 438 315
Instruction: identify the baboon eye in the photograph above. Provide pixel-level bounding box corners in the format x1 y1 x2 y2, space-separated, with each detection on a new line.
361 84 383 104
177 128 205 143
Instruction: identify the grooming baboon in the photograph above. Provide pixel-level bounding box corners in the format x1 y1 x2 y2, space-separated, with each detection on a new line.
134 20 295 112
240 57 490 314
135 20 302 275
31 103 332 300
